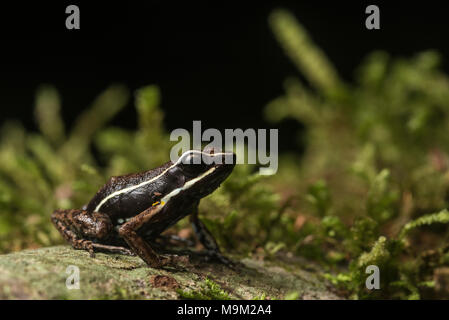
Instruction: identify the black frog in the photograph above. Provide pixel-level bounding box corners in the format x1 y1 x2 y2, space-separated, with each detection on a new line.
51 149 236 268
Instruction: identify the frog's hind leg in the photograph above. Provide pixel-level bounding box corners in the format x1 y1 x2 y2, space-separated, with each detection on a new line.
51 209 133 256
190 204 236 267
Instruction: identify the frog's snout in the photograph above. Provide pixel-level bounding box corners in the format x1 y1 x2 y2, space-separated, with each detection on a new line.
217 152 236 167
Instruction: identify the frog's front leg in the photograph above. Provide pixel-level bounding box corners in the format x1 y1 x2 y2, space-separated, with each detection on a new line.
190 203 235 267
51 209 133 256
118 205 171 268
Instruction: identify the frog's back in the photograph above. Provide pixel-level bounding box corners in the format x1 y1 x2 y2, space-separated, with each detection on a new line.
85 161 174 217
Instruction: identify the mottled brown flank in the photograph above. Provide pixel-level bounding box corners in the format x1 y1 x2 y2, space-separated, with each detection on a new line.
150 275 180 290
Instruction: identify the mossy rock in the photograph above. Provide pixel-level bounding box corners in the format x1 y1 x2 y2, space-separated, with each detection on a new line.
0 246 342 300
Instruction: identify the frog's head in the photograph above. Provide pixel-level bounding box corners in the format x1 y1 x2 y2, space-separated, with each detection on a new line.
169 149 236 199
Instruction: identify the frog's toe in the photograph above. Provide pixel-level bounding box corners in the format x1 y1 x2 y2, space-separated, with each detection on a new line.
72 239 96 257
124 248 136 256
206 251 239 269
87 243 95 257
159 254 189 267
91 243 135 256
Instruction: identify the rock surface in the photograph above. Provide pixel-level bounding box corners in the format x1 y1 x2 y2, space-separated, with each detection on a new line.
0 246 342 300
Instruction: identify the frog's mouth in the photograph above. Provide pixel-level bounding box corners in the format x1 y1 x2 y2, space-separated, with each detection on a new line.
160 166 219 203
199 157 236 195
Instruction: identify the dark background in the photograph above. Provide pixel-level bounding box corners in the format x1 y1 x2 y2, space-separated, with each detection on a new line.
1 1 448 153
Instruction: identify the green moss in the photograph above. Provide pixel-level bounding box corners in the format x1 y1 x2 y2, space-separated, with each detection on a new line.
252 292 268 300
264 9 449 299
177 277 231 300
96 286 144 300
399 209 449 240
284 291 300 300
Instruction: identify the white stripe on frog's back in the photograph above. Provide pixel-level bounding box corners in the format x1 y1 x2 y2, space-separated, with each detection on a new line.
94 151 226 212
113 167 216 222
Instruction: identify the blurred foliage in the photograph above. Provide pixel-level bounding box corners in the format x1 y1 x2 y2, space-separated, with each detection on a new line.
264 9 449 299
2 8 449 300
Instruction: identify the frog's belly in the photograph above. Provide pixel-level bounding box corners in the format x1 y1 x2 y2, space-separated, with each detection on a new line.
105 206 189 246
102 188 197 239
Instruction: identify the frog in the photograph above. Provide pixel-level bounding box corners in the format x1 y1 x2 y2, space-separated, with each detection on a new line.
51 149 236 268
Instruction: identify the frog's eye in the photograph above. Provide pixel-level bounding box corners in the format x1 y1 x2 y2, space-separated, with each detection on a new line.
180 152 202 165
178 152 208 176
180 162 208 176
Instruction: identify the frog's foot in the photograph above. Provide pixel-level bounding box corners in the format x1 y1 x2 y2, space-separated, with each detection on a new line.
72 239 96 258
158 254 190 268
203 251 239 270
189 209 240 269
91 243 135 256
71 240 135 258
